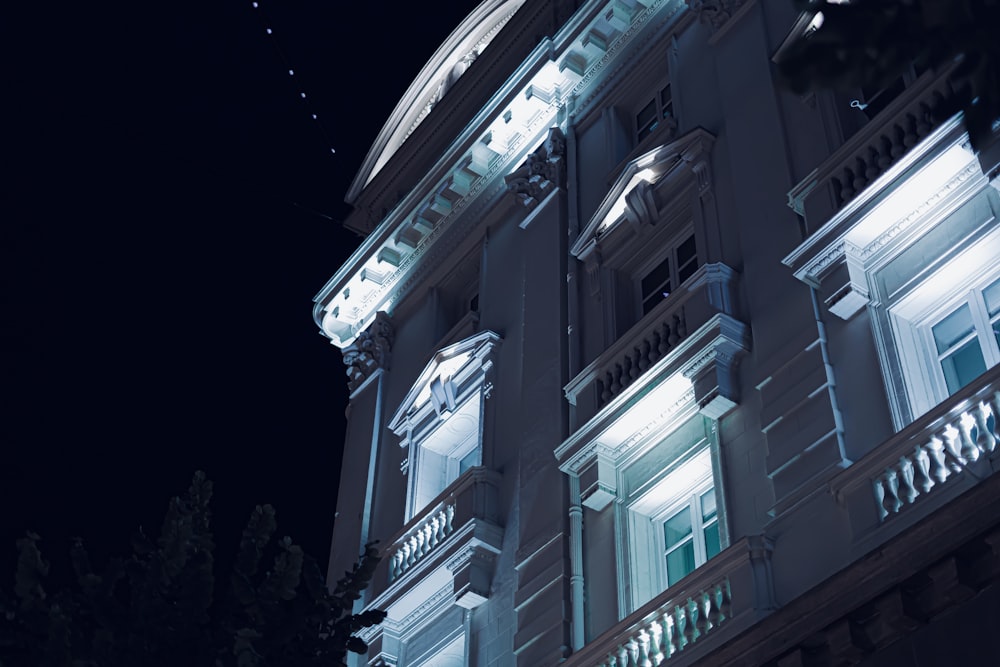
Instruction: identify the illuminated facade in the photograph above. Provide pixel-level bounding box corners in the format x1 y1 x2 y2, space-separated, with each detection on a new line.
315 1 1000 665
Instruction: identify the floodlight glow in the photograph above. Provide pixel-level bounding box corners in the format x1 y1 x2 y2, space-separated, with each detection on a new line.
847 140 976 249
599 169 659 231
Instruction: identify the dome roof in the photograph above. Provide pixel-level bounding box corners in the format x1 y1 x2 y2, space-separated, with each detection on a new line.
345 0 525 203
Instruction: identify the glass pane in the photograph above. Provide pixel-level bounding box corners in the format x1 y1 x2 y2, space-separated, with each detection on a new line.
641 257 672 301
940 339 987 395
676 234 697 266
932 304 976 354
984 277 1000 317
459 447 478 474
666 540 695 584
660 84 673 118
700 488 717 521
636 100 658 140
663 507 692 549
703 521 721 560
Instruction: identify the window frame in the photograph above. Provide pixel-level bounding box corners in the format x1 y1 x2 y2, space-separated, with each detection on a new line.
634 227 700 318
634 81 674 144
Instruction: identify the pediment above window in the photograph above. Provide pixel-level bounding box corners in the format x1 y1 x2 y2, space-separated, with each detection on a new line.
782 114 986 320
571 127 715 272
388 330 502 439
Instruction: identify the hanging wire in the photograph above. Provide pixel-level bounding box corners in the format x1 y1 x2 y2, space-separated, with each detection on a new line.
249 0 337 156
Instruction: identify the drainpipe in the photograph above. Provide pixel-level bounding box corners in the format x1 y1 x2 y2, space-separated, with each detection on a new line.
568 474 585 650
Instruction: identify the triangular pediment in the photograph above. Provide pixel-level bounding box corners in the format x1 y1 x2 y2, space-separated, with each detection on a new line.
571 127 715 260
388 330 502 434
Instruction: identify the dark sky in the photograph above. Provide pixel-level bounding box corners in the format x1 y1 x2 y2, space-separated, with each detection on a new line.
4 1 480 584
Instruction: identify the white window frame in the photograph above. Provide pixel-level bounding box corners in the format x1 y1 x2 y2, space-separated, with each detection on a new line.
622 434 726 612
890 249 1000 419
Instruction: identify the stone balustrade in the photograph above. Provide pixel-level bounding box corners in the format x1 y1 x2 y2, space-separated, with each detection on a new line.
388 502 456 581
373 467 503 600
563 536 774 667
871 371 1000 521
788 65 959 228
565 263 740 421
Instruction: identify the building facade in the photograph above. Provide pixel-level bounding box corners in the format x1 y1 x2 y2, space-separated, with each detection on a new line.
313 1 1000 665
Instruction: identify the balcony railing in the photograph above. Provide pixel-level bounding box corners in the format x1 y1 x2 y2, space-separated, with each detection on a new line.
565 263 739 418
788 65 959 228
563 536 774 667
833 365 1000 532
371 466 502 600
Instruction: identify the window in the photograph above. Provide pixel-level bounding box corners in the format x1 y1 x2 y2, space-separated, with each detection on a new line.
638 232 699 315
854 62 929 120
635 83 674 143
622 423 726 611
927 277 1000 397
387 331 502 522
662 485 721 586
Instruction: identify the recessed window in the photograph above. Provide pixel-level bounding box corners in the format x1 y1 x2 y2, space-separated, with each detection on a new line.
638 232 699 315
663 485 720 586
635 83 674 143
928 276 1000 396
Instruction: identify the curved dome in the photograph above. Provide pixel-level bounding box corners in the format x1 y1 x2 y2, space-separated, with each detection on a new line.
346 0 525 203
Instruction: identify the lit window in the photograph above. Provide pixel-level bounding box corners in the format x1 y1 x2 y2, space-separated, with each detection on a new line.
624 431 726 611
635 83 674 143
928 277 1000 397
662 485 721 586
638 232 699 315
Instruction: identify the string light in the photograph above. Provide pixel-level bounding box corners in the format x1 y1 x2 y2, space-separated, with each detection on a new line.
248 0 338 158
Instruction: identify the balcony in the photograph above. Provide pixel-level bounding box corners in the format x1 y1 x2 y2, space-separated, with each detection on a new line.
563 536 775 667
366 467 503 612
787 65 959 231
832 365 1000 549
565 263 747 427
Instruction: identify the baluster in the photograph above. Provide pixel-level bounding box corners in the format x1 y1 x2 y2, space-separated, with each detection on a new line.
445 503 455 534
626 637 639 666
912 444 934 495
890 125 906 160
659 322 672 355
629 349 641 380
925 435 950 483
648 616 664 665
864 147 880 181
649 329 662 365
401 540 414 569
718 580 732 620
668 317 680 346
898 457 917 505
942 423 965 469
427 514 440 549
880 470 902 516
637 339 651 373
876 135 893 170
682 601 696 647
601 372 613 404
637 629 652 667
706 582 723 629
839 167 856 201
852 156 868 192
662 613 677 660
958 412 980 461
675 310 687 339
390 551 402 579
610 363 623 395
975 401 997 453
671 607 685 653
621 356 634 388
616 644 629 667
694 592 710 638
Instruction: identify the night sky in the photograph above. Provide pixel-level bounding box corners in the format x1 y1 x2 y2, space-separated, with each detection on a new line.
4 1 480 585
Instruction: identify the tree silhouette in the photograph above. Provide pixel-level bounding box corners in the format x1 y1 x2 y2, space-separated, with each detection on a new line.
0 472 385 667
776 0 1000 150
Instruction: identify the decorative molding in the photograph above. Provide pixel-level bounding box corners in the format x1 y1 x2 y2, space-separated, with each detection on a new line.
342 312 394 393
504 126 567 210
685 0 749 32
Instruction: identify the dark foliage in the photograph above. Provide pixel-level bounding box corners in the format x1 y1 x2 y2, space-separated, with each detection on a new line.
0 472 386 667
776 0 1000 150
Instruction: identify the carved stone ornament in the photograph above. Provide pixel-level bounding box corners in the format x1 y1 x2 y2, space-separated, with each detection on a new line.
685 0 748 31
342 312 394 392
503 126 567 209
